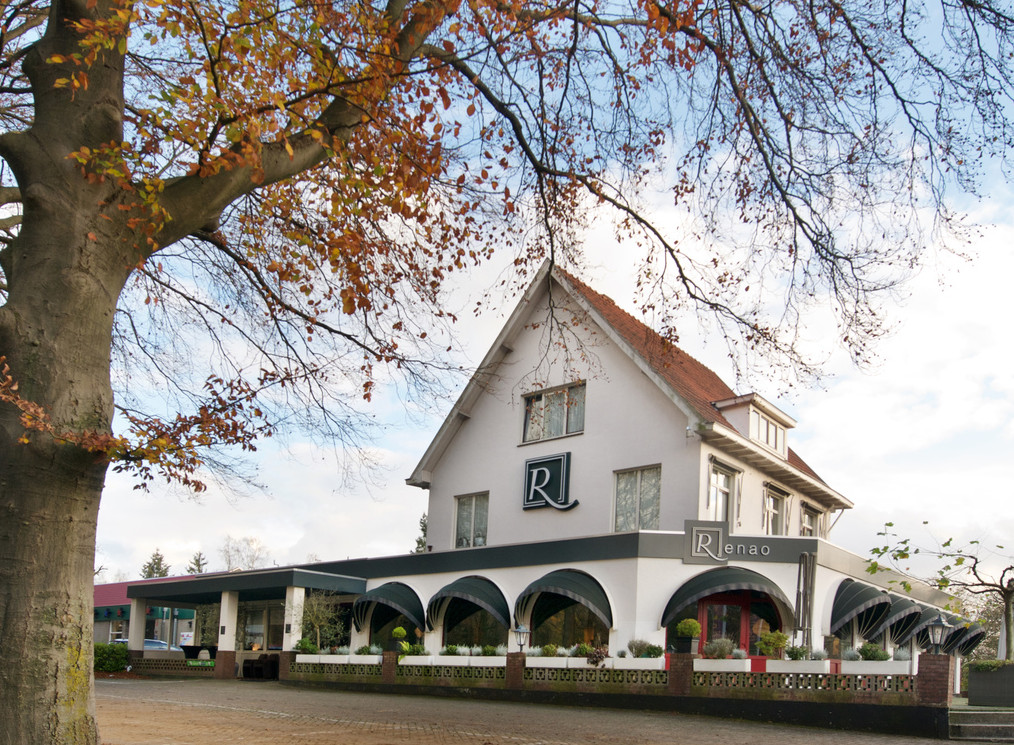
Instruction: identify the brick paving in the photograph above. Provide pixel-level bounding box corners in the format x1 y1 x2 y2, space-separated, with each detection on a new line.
96 679 947 744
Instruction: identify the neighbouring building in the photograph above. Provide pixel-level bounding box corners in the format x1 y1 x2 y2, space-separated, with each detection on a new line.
124 263 982 669
94 579 195 646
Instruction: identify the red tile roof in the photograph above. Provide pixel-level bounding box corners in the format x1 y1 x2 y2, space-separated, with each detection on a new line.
556 267 826 485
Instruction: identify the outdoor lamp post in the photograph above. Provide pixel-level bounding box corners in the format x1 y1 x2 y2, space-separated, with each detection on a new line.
927 613 951 654
513 624 531 653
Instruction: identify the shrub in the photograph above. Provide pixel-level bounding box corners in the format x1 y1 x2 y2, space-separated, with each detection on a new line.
391 627 407 640
644 644 664 658
94 643 128 672
406 643 428 656
442 644 458 656
810 648 828 660
526 646 542 657
968 660 1014 673
586 646 609 667
731 648 748 659
674 618 702 638
369 644 383 655
459 646 472 656
575 643 593 657
481 645 498 657
470 645 483 656
842 648 862 661
892 648 911 661
857 642 890 661
294 638 319 654
702 638 734 659
757 631 789 657
785 645 808 661
495 644 508 656
541 643 558 658
354 644 372 655
556 646 569 657
336 646 350 655
627 639 650 658
617 650 627 658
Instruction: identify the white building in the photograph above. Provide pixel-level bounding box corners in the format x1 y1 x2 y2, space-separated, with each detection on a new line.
127 263 981 664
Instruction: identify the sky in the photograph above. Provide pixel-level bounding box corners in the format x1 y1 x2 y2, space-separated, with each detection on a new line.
93 201 1014 589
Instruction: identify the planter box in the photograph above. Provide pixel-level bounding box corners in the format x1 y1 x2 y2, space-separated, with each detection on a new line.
694 658 752 672
398 655 434 665
567 657 614 669
614 657 665 670
295 654 321 664
434 655 472 666
526 656 569 668
349 654 382 665
470 656 506 667
969 666 1014 706
766 660 831 674
841 660 912 675
318 654 350 665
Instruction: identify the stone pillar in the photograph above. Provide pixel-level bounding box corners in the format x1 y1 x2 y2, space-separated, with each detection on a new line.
667 653 695 697
917 653 955 706
214 590 240 680
506 651 526 690
127 598 146 652
282 586 305 651
277 650 296 681
382 650 398 684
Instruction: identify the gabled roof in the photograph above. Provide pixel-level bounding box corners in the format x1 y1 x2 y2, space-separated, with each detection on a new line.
407 263 849 509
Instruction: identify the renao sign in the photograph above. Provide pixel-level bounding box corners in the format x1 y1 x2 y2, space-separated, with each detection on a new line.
523 453 577 511
683 520 805 564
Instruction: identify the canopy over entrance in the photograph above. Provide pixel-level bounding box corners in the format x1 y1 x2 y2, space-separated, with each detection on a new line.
660 567 794 629
868 594 923 642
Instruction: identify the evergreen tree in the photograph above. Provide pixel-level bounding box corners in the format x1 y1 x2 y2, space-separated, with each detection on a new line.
186 551 208 575
414 513 428 554
140 549 170 579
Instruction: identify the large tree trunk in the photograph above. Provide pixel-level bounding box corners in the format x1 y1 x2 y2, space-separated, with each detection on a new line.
0 3 131 742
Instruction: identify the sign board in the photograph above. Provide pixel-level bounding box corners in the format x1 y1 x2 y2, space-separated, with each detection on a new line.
523 453 576 511
683 520 813 564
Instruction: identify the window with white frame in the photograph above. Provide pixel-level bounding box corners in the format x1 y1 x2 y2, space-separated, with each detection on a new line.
614 465 661 532
707 464 736 523
454 492 489 548
763 486 788 535
800 504 821 537
750 410 786 454
523 382 585 442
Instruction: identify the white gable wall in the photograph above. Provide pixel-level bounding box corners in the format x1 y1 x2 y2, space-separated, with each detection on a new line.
425 283 704 552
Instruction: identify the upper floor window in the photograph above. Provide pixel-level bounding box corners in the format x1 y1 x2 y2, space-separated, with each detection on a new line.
455 492 489 548
614 465 661 532
750 410 785 454
708 465 736 523
523 382 585 442
800 504 821 537
763 486 788 536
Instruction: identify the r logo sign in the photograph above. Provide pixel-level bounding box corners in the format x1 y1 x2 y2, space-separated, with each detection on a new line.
523 453 576 511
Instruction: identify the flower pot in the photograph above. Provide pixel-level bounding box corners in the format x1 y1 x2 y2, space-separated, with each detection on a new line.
672 636 699 654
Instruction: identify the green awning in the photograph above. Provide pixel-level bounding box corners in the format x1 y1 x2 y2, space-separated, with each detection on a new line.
942 614 972 654
425 576 511 631
955 623 986 656
660 567 795 629
830 580 891 636
352 582 424 632
515 570 612 629
868 594 923 641
895 605 938 646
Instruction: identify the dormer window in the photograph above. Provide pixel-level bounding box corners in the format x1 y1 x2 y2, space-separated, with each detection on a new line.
523 382 585 442
750 409 785 455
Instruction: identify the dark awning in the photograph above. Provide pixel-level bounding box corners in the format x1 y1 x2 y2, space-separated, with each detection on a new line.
955 623 986 656
514 570 612 629
352 582 424 632
868 594 923 641
830 580 891 636
425 576 511 631
942 614 972 654
660 567 795 629
896 605 939 646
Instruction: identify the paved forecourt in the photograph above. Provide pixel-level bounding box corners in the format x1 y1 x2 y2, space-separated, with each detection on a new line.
96 678 948 745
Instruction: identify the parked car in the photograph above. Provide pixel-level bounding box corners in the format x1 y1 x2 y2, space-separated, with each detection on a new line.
111 638 183 651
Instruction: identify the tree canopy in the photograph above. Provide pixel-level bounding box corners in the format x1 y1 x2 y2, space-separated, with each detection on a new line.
1 1 1013 743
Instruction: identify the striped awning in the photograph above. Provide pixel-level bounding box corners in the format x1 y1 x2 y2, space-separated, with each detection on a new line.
830 580 891 637
660 567 794 630
352 582 424 632
514 569 612 629
425 575 510 631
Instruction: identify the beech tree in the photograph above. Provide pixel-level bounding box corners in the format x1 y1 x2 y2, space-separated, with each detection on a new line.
1 1 1012 742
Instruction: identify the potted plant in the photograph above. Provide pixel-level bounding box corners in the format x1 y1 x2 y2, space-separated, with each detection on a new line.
757 630 789 659
390 626 408 653
672 619 702 654
615 640 664 670
693 638 750 672
767 644 832 674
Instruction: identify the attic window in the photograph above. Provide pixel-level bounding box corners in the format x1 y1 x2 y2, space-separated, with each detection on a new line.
523 382 585 442
751 410 785 454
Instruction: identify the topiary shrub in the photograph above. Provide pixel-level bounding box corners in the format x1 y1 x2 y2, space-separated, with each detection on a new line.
674 618 702 638
94 643 128 672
